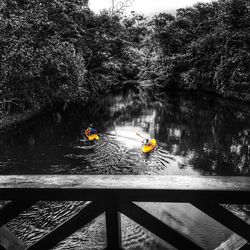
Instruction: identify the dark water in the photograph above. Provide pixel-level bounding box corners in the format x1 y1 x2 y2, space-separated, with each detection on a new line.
1 90 250 249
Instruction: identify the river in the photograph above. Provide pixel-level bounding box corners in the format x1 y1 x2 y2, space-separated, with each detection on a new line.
0 89 250 249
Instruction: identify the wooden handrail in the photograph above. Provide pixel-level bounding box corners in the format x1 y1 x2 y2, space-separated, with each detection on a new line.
0 175 249 250
0 175 250 190
0 175 250 203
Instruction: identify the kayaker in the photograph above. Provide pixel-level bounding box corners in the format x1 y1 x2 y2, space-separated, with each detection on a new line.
85 124 97 136
143 138 153 147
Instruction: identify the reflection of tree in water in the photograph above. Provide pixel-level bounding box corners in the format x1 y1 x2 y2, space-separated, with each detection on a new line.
155 92 250 175
1 90 250 176
96 90 250 176
102 90 250 175
101 90 159 133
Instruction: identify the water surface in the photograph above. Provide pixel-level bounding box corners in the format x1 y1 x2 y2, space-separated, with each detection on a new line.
1 90 250 249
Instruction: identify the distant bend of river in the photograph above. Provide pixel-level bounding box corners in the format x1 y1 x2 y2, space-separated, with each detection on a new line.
0 89 250 249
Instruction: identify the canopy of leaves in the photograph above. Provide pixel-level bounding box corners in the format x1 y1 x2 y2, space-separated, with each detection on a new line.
149 0 250 94
0 0 249 116
0 0 133 115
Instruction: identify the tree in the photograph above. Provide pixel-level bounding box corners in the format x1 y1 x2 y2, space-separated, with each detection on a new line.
148 0 250 94
109 0 133 17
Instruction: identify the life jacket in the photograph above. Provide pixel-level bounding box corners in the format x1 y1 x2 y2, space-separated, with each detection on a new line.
85 128 91 135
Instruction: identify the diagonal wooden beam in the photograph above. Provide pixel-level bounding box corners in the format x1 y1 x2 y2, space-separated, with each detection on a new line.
0 200 37 227
27 200 105 250
192 202 250 242
119 201 203 250
0 225 26 250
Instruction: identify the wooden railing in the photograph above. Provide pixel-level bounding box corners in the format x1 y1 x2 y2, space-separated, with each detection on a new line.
0 175 250 250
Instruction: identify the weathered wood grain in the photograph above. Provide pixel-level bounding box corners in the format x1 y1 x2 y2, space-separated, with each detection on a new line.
0 175 249 203
0 175 249 249
0 175 249 190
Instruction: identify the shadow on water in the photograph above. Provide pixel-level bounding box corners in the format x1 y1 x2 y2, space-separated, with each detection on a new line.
1 89 250 249
1 89 250 176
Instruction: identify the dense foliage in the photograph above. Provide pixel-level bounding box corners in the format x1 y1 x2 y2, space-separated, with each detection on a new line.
0 0 133 115
147 0 250 95
0 0 249 117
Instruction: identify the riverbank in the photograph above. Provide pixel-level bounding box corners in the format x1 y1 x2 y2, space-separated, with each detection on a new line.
0 108 45 134
1 82 250 134
0 89 105 133
138 79 250 104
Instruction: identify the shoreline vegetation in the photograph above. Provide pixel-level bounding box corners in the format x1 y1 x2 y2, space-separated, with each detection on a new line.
0 106 45 133
0 0 249 130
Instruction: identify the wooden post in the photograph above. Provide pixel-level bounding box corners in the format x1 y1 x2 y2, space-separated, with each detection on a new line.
105 195 122 250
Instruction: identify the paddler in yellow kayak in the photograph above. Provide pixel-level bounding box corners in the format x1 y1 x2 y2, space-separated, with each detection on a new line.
142 138 157 153
135 131 157 153
84 124 100 141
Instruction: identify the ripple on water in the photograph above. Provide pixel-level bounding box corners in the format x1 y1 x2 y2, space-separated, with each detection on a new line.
7 201 86 246
62 134 187 175
6 134 197 249
121 214 173 250
62 134 128 174
52 214 106 250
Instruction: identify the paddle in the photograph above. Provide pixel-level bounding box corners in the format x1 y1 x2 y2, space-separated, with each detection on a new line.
136 132 145 139
136 132 149 144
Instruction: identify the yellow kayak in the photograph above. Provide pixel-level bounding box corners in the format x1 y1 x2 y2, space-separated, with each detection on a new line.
142 139 157 153
85 133 100 141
